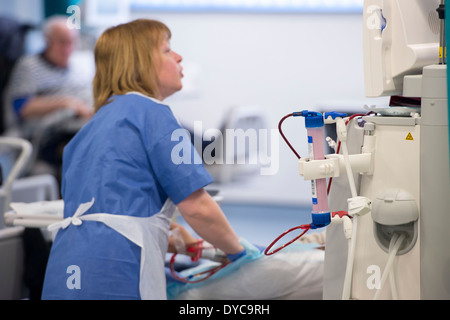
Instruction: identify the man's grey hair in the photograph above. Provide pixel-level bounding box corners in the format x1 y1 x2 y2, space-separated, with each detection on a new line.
42 15 78 39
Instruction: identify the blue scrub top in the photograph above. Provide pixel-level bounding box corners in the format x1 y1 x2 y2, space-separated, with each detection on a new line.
42 92 213 300
62 92 213 217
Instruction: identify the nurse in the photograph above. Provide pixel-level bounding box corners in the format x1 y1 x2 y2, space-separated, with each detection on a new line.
41 19 245 300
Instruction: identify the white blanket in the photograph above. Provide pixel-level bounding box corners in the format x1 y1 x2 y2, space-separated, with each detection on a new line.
4 200 64 228
173 244 324 300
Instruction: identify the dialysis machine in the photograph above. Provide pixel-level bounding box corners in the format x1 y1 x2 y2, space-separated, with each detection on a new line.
298 0 449 299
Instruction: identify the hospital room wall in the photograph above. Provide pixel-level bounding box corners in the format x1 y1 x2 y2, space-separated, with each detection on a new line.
0 0 42 24
132 11 389 206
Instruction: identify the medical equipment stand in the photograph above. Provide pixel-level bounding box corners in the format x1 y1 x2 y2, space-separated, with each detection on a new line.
416 64 450 299
419 1 450 299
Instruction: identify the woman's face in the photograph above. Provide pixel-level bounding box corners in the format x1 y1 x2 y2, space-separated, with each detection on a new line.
155 38 183 100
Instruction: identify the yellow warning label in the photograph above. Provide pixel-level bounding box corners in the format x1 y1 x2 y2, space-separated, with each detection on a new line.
440 46 447 59
405 132 414 141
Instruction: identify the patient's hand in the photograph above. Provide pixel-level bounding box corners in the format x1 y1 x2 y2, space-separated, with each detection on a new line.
63 96 94 119
168 222 199 257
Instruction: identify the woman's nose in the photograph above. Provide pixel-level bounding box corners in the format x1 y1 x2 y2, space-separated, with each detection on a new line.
173 51 182 63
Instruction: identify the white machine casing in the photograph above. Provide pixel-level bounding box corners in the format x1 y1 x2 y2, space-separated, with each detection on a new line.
363 0 440 97
353 116 421 299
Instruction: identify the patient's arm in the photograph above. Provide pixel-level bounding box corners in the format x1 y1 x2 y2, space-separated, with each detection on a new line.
298 230 326 249
20 95 93 119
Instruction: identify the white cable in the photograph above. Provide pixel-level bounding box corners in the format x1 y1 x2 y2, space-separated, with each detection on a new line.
373 233 406 300
341 141 358 198
389 229 400 299
339 118 359 300
389 268 399 300
341 215 358 300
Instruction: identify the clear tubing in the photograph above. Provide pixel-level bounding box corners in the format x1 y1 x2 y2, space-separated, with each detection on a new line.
307 126 329 214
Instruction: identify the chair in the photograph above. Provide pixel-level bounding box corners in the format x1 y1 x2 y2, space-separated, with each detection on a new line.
0 226 25 299
0 137 59 299
205 106 268 183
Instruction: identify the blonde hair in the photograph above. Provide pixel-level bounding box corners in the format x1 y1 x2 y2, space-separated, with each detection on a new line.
93 19 171 111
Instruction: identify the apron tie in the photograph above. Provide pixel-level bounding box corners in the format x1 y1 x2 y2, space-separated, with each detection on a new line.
48 198 95 232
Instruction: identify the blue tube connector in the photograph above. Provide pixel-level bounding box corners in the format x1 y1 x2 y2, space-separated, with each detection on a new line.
293 110 324 128
324 111 347 121
310 212 331 229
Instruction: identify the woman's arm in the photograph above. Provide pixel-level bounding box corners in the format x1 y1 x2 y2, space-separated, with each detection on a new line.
177 188 244 255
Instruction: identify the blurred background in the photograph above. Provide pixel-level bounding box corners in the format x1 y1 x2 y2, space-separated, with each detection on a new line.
0 0 389 244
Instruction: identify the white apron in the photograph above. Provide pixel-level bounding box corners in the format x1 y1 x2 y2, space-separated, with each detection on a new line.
48 198 177 300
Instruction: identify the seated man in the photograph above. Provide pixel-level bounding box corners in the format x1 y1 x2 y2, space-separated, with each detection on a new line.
167 223 325 300
5 15 94 175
